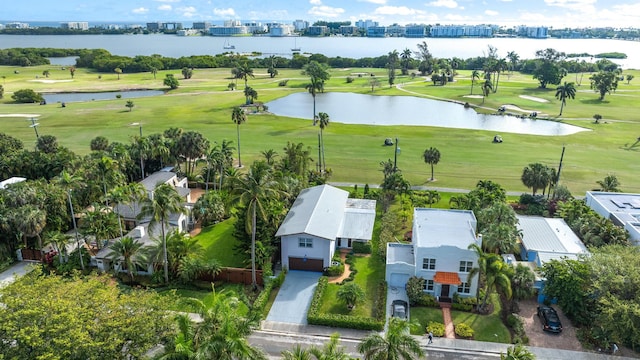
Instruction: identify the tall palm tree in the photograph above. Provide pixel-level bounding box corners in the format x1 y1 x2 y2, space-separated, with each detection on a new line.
44 230 72 263
15 205 46 249
302 61 330 125
230 161 283 289
422 147 441 181
138 183 186 284
470 69 480 95
596 174 621 192
468 243 512 312
481 79 493 104
358 317 424 360
55 170 85 270
521 163 551 195
317 112 330 172
493 58 508 93
555 81 577 116
177 131 210 177
233 62 255 104
232 107 247 168
109 236 147 282
507 51 520 74
105 186 127 238
146 229 203 277
400 48 412 75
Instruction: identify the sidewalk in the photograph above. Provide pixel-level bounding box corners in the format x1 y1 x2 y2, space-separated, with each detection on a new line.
260 321 635 359
0 261 35 288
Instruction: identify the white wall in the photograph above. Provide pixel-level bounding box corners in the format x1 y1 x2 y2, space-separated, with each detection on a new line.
281 234 334 268
415 245 478 298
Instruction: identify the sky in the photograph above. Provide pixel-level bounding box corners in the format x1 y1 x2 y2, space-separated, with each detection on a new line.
5 0 640 28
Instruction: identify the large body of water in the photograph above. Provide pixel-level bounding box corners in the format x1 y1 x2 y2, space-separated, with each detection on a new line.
266 92 588 136
1 34 639 69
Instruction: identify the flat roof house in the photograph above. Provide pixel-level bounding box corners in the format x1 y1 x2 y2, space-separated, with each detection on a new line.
275 185 376 272
386 208 481 302
585 191 639 245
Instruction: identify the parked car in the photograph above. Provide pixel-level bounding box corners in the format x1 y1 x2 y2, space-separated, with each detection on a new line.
537 305 563 333
391 300 408 320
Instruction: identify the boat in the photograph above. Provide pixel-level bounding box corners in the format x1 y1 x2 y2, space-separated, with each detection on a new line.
223 39 235 50
291 37 301 52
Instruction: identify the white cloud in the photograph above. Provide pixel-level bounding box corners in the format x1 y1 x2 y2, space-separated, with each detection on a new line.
428 0 458 9
158 5 172 11
308 5 345 18
132 7 148 14
309 0 322 5
154 0 180 2
374 6 423 16
544 0 595 10
178 6 197 17
213 8 235 17
247 10 289 20
358 0 387 4
485 10 499 16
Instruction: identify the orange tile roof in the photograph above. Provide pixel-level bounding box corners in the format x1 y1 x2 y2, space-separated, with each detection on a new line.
433 271 462 285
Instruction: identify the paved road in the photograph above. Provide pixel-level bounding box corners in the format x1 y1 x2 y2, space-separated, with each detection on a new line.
0 262 35 288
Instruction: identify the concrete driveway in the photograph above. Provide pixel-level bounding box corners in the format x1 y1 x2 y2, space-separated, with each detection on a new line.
266 271 322 325
0 262 35 288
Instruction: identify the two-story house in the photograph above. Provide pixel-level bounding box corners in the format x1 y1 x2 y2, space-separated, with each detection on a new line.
386 208 481 301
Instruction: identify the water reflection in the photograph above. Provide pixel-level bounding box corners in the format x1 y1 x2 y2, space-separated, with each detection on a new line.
266 92 589 136
43 90 164 103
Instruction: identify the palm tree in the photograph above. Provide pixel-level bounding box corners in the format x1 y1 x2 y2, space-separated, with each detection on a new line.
555 81 577 116
470 69 480 94
302 61 330 125
16 205 46 250
138 183 186 284
261 149 278 166
230 161 283 289
494 58 508 93
481 79 493 104
358 317 424 360
317 112 330 172
595 174 621 192
422 147 441 181
109 236 147 282
309 333 351 360
282 345 312 360
105 186 127 237
55 170 85 270
177 131 210 178
400 48 412 75
336 282 365 310
521 163 551 195
232 62 255 104
232 107 247 168
145 229 203 277
507 51 520 74
501 344 536 360
468 243 512 312
44 231 72 263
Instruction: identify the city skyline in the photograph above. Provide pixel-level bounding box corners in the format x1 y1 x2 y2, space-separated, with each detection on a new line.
5 0 640 29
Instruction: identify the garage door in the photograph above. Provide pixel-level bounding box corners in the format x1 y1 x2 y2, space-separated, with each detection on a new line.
389 273 410 288
289 257 324 272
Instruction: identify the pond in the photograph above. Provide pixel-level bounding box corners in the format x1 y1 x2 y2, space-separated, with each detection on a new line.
47 57 79 66
266 92 589 136
42 90 165 103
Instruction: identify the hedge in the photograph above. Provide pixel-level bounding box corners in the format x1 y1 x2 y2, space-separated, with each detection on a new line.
352 241 372 254
372 281 387 321
427 321 445 337
307 277 384 331
255 270 286 318
455 323 474 338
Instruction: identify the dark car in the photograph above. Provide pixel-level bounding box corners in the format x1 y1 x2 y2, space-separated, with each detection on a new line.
537 305 563 333
391 300 408 320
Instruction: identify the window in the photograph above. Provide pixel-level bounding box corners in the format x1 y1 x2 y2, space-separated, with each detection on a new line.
459 261 473 272
458 282 471 294
423 279 434 292
298 237 313 248
422 258 436 270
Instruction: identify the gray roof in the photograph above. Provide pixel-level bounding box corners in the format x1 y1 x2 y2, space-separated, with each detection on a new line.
413 208 479 249
338 199 376 240
586 191 640 225
517 215 588 255
275 185 350 240
387 242 414 265
140 171 176 192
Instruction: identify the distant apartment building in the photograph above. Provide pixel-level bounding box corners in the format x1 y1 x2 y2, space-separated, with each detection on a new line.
367 26 387 37
209 25 248 36
307 25 328 36
245 21 268 33
405 24 428 38
224 20 242 27
387 24 406 37
5 22 29 29
146 22 163 31
0 24 5 30
430 25 492 37
293 19 309 32
356 19 378 30
177 29 199 36
60 22 89 30
270 24 294 36
518 26 548 38
192 22 212 30
339 25 358 36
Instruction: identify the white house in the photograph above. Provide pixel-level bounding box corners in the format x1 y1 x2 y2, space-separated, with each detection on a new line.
386 208 481 301
275 185 376 272
585 191 640 245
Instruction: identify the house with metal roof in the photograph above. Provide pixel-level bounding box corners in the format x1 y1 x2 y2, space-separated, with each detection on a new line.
275 184 376 272
517 215 588 266
386 208 481 302
585 191 639 245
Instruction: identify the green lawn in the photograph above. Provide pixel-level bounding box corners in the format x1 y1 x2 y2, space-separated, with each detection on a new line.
319 255 385 318
157 283 249 314
194 217 246 268
409 307 444 335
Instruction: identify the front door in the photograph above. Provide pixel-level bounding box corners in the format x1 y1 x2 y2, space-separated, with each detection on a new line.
440 284 450 299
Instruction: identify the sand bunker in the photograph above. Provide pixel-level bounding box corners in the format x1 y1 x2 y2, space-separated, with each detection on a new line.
519 95 549 103
463 95 484 99
28 79 73 84
0 114 40 118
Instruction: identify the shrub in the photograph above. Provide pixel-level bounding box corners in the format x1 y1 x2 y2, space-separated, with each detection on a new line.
417 294 439 307
427 321 445 337
352 241 371 254
372 281 387 320
455 323 474 338
507 314 528 344
451 303 473 311
346 76 354 83
278 80 289 86
12 88 44 103
324 263 344 277
406 276 426 306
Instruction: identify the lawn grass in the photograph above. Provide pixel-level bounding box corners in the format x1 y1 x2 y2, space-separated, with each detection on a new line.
409 307 444 335
2 65 640 193
319 255 385 318
157 282 249 314
194 217 245 268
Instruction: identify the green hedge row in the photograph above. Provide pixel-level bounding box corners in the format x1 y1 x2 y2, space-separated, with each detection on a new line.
451 303 473 311
307 277 384 331
352 241 372 254
372 281 387 321
255 270 287 318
